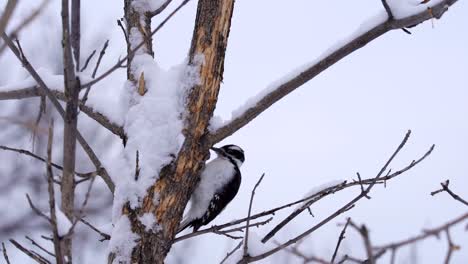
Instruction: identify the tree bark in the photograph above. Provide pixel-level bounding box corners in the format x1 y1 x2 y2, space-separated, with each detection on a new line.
124 0 154 82
112 0 236 263
61 0 79 261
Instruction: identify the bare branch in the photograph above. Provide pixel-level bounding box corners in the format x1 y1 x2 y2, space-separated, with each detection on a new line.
243 174 265 258
9 239 50 264
0 145 97 178
25 236 55 258
381 0 394 19
220 241 242 264
348 221 374 264
81 39 110 104
1 33 115 193
330 218 350 263
46 120 64 264
80 49 96 72
374 212 468 251
0 0 18 38
80 0 191 90
261 131 416 243
444 229 457 264
0 0 50 55
174 218 272 243
117 19 129 45
79 218 110 242
71 0 80 70
26 194 51 223
242 131 429 262
2 242 11 264
208 0 460 144
148 0 173 17
0 86 127 142
431 180 468 206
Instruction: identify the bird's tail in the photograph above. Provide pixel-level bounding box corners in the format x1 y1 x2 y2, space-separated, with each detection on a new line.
176 218 192 234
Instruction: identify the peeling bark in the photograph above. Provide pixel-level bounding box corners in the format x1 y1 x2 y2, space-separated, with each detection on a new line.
112 0 236 263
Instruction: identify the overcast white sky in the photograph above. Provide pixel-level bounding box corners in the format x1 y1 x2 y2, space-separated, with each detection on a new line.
1 0 467 263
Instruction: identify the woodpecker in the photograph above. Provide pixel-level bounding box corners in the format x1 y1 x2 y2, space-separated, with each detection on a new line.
177 144 245 233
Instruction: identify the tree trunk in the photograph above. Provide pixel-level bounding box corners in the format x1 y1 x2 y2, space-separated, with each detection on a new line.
110 0 236 263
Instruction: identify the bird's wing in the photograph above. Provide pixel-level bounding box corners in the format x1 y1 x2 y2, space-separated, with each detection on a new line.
194 173 241 231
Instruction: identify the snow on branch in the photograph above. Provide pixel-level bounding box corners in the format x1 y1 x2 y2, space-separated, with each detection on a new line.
208 0 460 144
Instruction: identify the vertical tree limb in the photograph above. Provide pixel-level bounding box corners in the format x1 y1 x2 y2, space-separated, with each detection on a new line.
71 0 80 70
61 0 79 261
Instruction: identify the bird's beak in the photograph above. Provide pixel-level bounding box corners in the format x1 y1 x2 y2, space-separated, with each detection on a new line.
210 147 223 155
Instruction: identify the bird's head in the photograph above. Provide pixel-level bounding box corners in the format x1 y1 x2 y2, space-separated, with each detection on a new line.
211 144 245 168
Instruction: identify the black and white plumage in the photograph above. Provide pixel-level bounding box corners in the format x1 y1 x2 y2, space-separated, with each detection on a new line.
178 144 245 233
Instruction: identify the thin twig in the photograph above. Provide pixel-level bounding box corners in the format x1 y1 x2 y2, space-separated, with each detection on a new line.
261 131 417 243
174 218 272 243
330 218 350 263
80 49 96 72
243 173 265 258
220 241 242 264
117 19 129 45
374 212 468 251
0 0 50 55
148 0 173 17
25 236 55 257
2 242 11 264
431 180 468 206
0 1 18 39
46 120 64 264
26 194 51 223
80 0 191 90
81 39 109 104
0 145 97 178
349 221 374 264
2 33 115 193
0 86 127 143
246 131 419 262
381 0 394 19
9 239 50 264
79 218 110 241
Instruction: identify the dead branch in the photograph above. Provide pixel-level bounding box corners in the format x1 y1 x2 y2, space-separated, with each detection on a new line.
261 131 429 243
348 221 374 264
374 212 468 252
25 236 55 258
79 218 111 242
0 86 127 142
243 174 265 258
80 0 191 90
330 218 350 263
0 0 18 39
239 131 432 262
2 242 11 264
0 0 50 55
431 180 468 206
381 0 394 20
81 39 110 104
9 239 50 264
174 218 272 243
0 145 97 178
208 0 460 145
45 121 64 264
148 0 173 17
1 33 115 193
80 49 97 72
220 241 242 264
